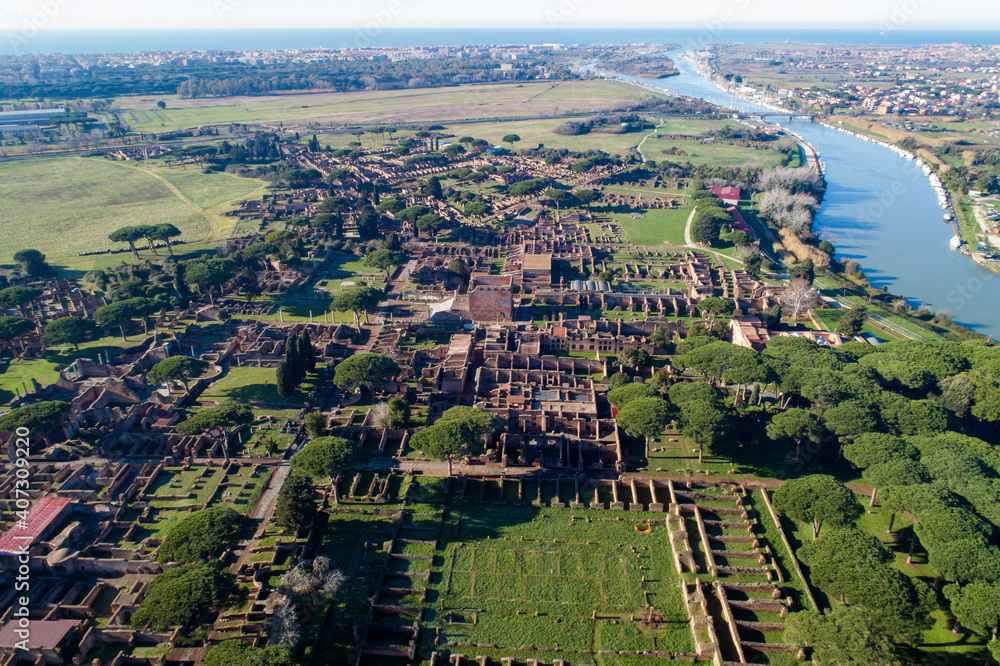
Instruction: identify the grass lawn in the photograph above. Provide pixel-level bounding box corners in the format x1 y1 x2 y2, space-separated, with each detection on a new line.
0 336 139 405
157 165 265 211
199 365 325 406
0 156 206 269
646 137 789 168
430 504 692 660
594 203 693 246
0 156 265 274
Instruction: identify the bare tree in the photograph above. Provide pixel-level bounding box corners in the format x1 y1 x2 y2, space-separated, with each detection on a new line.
368 401 390 429
780 278 819 320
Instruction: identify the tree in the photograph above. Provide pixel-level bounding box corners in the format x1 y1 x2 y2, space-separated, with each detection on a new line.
615 397 675 455
131 562 235 630
789 258 815 284
575 188 598 210
616 347 652 370
109 226 147 259
387 396 410 429
149 223 182 256
284 334 304 383
800 527 935 641
466 170 488 195
147 355 208 391
275 360 295 398
304 411 326 439
157 506 252 564
823 400 877 443
363 249 405 280
93 297 155 340
0 317 34 347
333 286 383 327
423 176 444 200
291 436 364 483
650 326 674 351
609 371 631 390
12 249 49 277
843 433 918 469
502 133 521 151
204 641 293 666
334 353 399 392
183 258 234 306
410 421 479 472
0 401 70 440
785 606 905 666
944 582 1000 648
607 383 657 409
176 400 253 460
464 201 490 220
0 286 41 310
863 458 928 505
691 213 724 246
275 472 318 531
780 278 819 319
437 406 505 441
39 316 97 351
773 474 863 539
724 230 751 247
299 330 316 374
668 382 732 462
836 305 867 338
766 408 822 464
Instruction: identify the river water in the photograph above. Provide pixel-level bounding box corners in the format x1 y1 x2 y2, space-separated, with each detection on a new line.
605 51 1000 338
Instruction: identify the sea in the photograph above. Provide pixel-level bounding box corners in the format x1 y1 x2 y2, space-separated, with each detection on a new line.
1 28 998 56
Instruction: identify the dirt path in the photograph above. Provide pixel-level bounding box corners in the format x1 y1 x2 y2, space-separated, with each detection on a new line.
636 119 664 163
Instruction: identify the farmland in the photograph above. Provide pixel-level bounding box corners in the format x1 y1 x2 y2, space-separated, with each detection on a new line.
115 80 651 133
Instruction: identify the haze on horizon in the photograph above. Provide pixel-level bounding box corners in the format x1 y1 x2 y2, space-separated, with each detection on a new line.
0 0 997 32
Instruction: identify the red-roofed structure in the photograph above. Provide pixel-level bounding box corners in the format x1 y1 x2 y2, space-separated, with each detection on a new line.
708 185 742 204
727 206 757 241
0 618 80 661
0 496 73 555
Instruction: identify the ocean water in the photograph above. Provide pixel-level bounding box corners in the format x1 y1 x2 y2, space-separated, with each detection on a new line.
1 28 998 56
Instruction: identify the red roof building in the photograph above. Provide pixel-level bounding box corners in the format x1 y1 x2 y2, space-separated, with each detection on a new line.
0 496 73 555
708 185 742 204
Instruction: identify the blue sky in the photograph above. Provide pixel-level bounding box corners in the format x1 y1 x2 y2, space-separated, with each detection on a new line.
0 0 996 31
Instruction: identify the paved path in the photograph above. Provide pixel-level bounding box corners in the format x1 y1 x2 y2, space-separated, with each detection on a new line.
252 463 290 521
682 205 746 267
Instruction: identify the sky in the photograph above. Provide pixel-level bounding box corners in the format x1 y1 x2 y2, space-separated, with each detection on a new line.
0 0 997 31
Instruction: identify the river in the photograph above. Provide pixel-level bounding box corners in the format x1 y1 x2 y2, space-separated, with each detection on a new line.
600 51 1000 338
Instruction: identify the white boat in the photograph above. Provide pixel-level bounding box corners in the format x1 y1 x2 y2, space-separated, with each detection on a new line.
951 235 964 250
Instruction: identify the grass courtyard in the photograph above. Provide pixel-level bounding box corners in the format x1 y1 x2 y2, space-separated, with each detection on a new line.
199 365 326 407
430 504 693 659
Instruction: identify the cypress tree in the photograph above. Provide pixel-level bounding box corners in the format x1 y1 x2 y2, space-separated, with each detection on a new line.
285 335 302 383
299 330 316 373
275 360 294 397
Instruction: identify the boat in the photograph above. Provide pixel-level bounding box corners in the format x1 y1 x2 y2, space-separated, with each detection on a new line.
951 236 964 250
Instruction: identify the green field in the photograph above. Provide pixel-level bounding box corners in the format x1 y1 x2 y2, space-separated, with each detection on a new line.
0 157 264 271
199 365 324 407
645 136 790 168
432 504 692 658
0 157 204 267
117 80 645 133
594 203 693 246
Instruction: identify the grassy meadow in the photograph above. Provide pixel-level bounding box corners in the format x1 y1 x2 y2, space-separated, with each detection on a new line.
0 156 265 272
